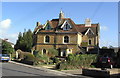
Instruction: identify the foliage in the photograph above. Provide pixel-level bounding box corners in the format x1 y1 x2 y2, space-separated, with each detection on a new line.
48 48 58 57
11 53 16 60
15 29 33 52
33 50 39 57
33 52 49 65
51 57 60 63
57 54 97 70
2 40 15 54
81 42 88 46
23 53 35 62
102 46 108 49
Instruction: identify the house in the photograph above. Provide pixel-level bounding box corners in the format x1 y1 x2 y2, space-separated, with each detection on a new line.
33 10 100 56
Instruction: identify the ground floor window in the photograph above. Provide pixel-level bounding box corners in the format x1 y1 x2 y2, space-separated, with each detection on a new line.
43 49 46 54
88 39 92 45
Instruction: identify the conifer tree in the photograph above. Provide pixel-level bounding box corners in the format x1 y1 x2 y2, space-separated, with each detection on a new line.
15 29 33 52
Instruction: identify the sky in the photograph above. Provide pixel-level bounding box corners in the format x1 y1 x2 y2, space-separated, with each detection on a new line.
0 2 118 47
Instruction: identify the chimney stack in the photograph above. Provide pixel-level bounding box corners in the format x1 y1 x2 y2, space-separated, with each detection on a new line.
36 22 40 26
85 18 91 27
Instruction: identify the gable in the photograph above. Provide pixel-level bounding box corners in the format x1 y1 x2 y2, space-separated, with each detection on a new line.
61 20 72 30
85 28 94 35
45 23 52 30
43 21 52 30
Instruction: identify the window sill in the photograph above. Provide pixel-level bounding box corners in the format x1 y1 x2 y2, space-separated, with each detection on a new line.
44 42 50 44
63 43 69 44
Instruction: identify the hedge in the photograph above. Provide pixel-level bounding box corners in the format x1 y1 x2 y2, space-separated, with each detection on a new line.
56 54 97 70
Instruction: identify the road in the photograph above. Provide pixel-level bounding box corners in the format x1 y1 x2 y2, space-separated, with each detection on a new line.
0 62 93 78
1 62 65 76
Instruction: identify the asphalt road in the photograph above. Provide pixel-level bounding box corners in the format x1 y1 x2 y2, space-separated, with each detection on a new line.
0 62 94 78
1 62 64 76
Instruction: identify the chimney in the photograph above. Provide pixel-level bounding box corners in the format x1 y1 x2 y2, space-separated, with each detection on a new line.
59 10 64 19
36 22 40 26
85 18 91 27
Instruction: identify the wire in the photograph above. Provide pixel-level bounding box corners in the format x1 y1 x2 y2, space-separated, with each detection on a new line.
91 2 104 19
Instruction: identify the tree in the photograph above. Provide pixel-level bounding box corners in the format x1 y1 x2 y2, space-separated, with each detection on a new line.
15 29 33 52
2 40 15 54
102 46 108 49
15 32 23 50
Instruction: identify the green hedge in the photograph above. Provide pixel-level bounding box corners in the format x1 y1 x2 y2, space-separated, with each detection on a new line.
23 53 35 62
57 54 97 70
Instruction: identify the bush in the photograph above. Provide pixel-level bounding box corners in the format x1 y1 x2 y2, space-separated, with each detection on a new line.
48 48 58 57
19 52 35 65
33 50 39 57
33 52 49 65
52 57 60 63
57 54 97 70
23 53 35 62
11 53 16 60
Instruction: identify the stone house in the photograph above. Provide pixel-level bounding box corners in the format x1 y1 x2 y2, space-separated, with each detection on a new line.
33 11 100 56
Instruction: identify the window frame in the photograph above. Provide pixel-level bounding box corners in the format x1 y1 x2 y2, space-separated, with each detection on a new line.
63 22 71 30
63 36 69 43
45 24 51 30
44 35 50 43
88 39 92 45
42 49 46 54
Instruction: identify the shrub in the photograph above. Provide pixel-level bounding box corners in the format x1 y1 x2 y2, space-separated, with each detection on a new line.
11 53 16 60
23 53 35 62
48 48 58 57
19 52 35 65
33 52 49 65
33 50 39 57
52 57 60 63
58 54 97 70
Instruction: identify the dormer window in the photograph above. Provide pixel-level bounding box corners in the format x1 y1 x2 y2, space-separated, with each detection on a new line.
63 22 71 30
61 20 72 31
45 24 51 30
85 28 94 35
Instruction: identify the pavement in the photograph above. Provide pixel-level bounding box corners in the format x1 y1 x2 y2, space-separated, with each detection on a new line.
39 64 120 75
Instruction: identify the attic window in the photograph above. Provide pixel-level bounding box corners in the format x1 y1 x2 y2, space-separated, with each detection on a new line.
88 30 92 35
62 22 71 30
85 28 94 35
45 24 51 30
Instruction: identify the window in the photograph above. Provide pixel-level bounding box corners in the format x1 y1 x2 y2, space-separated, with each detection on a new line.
45 24 51 30
88 39 92 45
45 36 50 43
63 22 71 30
43 49 46 54
64 36 69 43
88 30 92 35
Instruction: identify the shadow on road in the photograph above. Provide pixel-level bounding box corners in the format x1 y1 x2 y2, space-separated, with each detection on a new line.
2 67 42 76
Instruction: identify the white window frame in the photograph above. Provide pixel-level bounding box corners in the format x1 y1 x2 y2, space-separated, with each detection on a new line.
44 35 50 43
85 28 94 35
63 36 70 44
42 49 47 55
61 20 72 30
88 39 92 45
